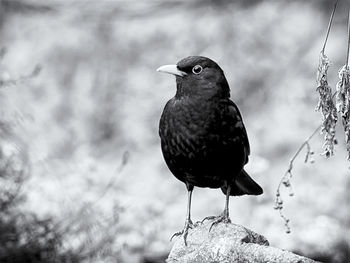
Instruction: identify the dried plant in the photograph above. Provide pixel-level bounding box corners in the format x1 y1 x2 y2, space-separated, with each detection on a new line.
336 65 350 159
274 127 319 233
275 0 340 233
316 52 338 157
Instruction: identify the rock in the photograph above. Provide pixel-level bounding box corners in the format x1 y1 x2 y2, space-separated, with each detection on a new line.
167 219 320 263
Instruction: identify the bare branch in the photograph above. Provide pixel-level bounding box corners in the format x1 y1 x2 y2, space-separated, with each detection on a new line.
346 8 350 69
274 125 320 233
0 64 42 88
321 0 339 54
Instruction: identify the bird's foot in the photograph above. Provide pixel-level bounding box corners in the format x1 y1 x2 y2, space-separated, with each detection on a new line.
193 220 202 227
170 219 194 246
205 212 231 232
200 215 217 224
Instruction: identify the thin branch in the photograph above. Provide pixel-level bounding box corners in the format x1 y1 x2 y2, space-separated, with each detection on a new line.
346 8 350 68
321 0 339 54
95 150 129 203
289 126 320 165
53 150 129 235
274 125 321 233
0 65 42 88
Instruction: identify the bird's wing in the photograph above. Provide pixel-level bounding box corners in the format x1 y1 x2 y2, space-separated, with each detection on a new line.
225 99 250 163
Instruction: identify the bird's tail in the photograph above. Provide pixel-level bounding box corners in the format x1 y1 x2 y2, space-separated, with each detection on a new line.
221 169 263 196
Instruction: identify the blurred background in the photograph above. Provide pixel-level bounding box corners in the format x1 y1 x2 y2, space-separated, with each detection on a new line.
0 0 350 262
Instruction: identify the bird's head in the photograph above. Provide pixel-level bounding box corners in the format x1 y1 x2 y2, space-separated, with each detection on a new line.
157 56 230 99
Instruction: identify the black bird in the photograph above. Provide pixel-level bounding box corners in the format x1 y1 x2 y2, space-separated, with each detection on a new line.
157 56 263 244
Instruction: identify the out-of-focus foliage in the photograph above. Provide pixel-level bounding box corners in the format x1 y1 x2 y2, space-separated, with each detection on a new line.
1 0 350 262
0 143 78 262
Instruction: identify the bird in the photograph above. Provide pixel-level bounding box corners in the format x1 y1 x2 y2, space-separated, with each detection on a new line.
157 56 263 245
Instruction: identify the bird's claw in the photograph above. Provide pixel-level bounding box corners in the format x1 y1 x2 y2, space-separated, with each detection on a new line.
200 215 217 224
170 219 194 246
208 214 231 232
170 230 184 241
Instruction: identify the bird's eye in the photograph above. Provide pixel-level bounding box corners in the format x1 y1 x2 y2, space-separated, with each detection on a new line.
192 65 203 74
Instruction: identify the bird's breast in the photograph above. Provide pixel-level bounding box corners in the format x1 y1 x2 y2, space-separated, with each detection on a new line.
159 97 247 187
159 98 227 158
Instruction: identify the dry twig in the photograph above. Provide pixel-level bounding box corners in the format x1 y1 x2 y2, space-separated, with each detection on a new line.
316 0 339 157
316 53 338 157
335 9 350 160
0 65 42 88
275 0 340 233
274 126 320 233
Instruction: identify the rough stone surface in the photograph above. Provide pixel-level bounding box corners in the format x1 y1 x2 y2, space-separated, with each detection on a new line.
167 220 320 263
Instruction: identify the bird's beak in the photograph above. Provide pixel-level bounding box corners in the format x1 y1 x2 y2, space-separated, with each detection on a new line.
156 64 187 77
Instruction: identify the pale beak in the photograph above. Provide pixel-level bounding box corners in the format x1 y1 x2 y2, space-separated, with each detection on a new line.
156 64 187 77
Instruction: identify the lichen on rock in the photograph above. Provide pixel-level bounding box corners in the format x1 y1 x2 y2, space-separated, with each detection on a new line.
167 219 320 263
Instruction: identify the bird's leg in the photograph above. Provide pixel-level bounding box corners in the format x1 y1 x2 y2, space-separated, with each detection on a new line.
170 185 194 246
223 183 231 220
201 183 232 231
201 183 232 224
